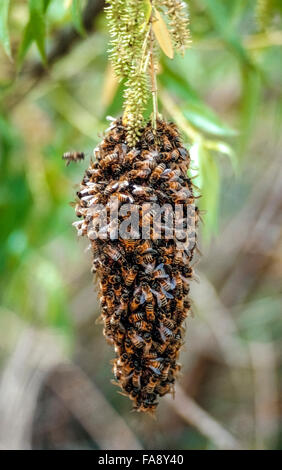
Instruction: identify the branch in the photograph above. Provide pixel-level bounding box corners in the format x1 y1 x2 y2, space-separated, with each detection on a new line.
4 0 105 110
165 385 243 450
30 0 105 78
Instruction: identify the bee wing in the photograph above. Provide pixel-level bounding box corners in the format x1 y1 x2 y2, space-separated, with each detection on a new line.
161 286 174 299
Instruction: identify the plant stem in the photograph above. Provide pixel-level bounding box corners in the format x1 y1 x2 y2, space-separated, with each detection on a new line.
149 23 158 132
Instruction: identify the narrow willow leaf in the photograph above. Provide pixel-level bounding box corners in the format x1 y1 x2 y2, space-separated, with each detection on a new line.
71 0 85 36
183 105 237 138
29 0 47 64
204 140 238 174
203 0 253 67
0 0 12 59
17 22 34 67
17 0 47 66
152 9 174 59
160 61 237 138
140 0 152 31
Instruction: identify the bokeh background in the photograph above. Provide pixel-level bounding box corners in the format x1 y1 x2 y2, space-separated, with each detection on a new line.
0 0 281 450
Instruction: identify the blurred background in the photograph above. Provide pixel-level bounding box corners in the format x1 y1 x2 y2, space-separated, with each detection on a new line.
0 0 281 450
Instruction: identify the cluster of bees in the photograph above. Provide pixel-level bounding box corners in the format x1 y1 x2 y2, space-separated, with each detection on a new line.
73 119 198 414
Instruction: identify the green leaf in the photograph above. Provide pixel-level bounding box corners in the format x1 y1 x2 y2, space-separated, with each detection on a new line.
191 141 220 240
203 0 253 67
0 0 12 59
71 0 86 36
29 0 47 64
17 0 47 67
161 61 237 138
183 105 237 138
204 140 238 174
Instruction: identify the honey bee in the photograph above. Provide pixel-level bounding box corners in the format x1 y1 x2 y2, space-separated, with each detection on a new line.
162 135 173 151
158 323 174 342
152 340 167 355
128 328 144 349
160 361 170 381
129 294 142 312
104 181 119 196
155 383 172 397
122 239 138 253
100 152 119 169
112 192 134 204
143 332 152 355
104 245 124 262
150 163 166 182
132 185 154 199
124 338 135 355
62 151 85 166
129 312 145 323
178 147 189 160
129 168 151 179
106 126 122 143
123 265 138 286
145 375 158 393
124 149 140 165
143 128 155 145
146 358 163 376
159 313 175 330
135 320 152 332
132 368 142 389
145 303 155 322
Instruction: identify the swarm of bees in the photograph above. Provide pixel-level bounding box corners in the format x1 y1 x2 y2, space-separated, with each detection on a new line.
73 119 199 414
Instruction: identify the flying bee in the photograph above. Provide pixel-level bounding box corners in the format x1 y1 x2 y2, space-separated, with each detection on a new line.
62 151 85 166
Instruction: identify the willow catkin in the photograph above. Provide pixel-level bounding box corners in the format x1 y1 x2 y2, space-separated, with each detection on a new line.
73 119 198 414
